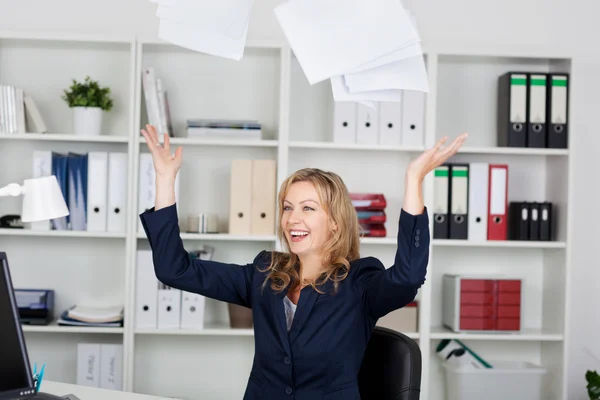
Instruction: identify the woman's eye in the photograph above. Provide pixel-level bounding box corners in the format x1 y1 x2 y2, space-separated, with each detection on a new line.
283 206 292 211
304 206 314 211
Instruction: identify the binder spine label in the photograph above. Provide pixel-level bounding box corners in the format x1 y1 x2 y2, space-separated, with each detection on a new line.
529 74 547 124
510 74 527 124
551 76 568 124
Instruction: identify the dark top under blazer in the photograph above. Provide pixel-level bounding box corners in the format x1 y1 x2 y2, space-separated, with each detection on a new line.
139 203 430 400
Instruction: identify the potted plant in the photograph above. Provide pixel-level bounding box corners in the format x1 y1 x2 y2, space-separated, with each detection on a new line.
587 370 600 399
61 76 113 135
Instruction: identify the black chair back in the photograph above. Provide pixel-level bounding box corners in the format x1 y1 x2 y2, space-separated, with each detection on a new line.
358 326 422 400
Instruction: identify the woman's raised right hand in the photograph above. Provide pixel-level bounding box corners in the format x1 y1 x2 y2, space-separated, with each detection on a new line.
140 124 183 181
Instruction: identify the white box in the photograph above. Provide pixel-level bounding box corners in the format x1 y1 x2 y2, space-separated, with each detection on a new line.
443 360 546 400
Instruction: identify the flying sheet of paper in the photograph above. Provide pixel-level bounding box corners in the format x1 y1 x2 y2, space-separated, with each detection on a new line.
344 54 429 93
274 0 420 85
154 0 253 60
330 75 403 103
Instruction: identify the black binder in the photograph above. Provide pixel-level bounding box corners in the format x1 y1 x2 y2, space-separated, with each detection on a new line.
528 202 541 240
497 72 528 147
508 202 529 240
526 73 548 148
539 202 552 241
449 164 469 240
433 165 450 239
547 73 569 149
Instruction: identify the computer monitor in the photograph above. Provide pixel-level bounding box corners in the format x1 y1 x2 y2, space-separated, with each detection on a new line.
0 252 63 400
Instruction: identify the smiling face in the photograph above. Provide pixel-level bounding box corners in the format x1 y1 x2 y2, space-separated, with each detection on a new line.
281 181 337 260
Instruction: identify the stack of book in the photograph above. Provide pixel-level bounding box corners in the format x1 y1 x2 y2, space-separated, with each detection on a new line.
58 305 124 328
186 118 262 140
351 193 387 237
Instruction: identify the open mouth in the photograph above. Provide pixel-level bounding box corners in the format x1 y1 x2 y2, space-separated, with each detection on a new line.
290 230 309 242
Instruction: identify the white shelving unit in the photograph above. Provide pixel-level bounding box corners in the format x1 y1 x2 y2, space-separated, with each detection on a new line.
0 31 573 400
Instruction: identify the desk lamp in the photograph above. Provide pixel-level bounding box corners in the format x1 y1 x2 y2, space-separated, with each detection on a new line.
0 175 69 223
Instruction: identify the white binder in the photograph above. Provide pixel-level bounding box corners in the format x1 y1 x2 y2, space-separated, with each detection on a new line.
87 152 108 232
31 150 52 230
356 103 379 145
180 291 206 330
99 344 122 390
77 343 101 387
107 153 128 233
401 90 425 146
135 250 158 329
468 162 489 241
378 101 402 146
333 101 357 144
157 286 182 329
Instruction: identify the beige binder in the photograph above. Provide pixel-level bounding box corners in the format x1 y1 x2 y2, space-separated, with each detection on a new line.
229 159 253 234
251 160 277 235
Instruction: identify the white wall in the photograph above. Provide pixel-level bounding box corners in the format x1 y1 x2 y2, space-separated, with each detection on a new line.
1 0 599 398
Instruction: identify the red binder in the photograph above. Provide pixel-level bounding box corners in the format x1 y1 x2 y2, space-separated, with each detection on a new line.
487 164 508 240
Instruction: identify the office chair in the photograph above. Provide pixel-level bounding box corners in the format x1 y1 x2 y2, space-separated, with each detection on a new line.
358 326 422 400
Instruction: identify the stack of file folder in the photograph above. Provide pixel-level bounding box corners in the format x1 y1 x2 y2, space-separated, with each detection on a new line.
434 163 555 241
497 71 569 149
352 193 387 237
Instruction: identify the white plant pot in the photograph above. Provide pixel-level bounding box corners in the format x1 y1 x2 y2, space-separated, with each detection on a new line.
73 106 103 136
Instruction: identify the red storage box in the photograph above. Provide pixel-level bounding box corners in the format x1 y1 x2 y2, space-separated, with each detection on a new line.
350 193 387 211
442 274 522 332
357 210 387 224
359 224 387 237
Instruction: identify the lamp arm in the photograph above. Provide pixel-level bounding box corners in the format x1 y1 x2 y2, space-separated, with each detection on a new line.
0 183 24 197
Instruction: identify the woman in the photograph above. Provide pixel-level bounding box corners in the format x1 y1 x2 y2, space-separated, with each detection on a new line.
139 124 467 400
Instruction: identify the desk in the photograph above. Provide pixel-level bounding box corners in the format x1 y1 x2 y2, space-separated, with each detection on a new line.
41 381 179 400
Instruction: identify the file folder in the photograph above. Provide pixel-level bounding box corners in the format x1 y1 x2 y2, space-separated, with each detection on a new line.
107 153 128 232
333 101 357 144
508 202 529 240
378 101 402 146
135 250 158 329
467 162 488 242
401 90 425 147
250 159 277 235
497 72 527 147
539 202 552 240
528 202 540 240
77 343 101 387
67 153 88 231
433 165 449 239
87 152 108 232
229 159 253 234
356 103 379 145
449 164 469 239
157 285 182 329
487 164 508 240
180 292 206 330
527 73 547 148
547 74 569 148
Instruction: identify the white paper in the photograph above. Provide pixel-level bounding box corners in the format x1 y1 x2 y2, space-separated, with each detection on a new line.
350 41 424 74
155 0 252 60
274 0 420 85
344 54 429 93
158 18 248 61
330 75 402 102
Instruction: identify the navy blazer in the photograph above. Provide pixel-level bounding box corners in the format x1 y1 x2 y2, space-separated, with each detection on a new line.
140 203 430 400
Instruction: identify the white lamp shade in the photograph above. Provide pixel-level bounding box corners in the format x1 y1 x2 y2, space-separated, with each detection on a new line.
21 175 70 223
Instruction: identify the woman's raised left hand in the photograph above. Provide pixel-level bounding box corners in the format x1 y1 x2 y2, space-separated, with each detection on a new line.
406 133 468 181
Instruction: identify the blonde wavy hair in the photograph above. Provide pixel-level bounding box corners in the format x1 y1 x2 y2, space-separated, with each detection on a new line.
260 168 361 294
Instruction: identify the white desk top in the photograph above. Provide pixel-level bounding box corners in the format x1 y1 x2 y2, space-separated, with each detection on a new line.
42 381 179 400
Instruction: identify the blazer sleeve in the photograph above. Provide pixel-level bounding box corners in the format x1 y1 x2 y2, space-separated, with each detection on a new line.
139 203 265 308
355 207 430 320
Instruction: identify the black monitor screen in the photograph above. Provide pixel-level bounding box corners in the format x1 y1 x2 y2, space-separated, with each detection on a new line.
0 252 34 394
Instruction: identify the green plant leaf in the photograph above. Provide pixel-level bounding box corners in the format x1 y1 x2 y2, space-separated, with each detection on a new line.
61 75 114 111
587 370 600 400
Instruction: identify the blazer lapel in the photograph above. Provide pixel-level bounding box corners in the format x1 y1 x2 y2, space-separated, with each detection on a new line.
270 286 292 356
288 285 319 345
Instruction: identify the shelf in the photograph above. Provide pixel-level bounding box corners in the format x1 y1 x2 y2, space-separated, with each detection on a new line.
0 133 129 143
289 141 425 152
136 323 254 337
430 326 564 341
158 138 278 148
0 229 127 238
22 322 124 334
137 232 277 242
457 146 569 156
432 239 566 248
